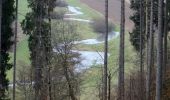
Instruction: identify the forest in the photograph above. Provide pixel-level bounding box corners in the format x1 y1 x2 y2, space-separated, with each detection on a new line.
0 0 170 100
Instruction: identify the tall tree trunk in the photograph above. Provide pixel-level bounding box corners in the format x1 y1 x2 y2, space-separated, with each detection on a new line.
104 0 108 99
129 76 132 100
13 0 18 99
108 74 111 100
35 1 44 99
163 0 168 78
47 0 52 99
64 66 77 100
118 0 125 100
0 0 2 97
146 0 154 99
0 0 2 75
139 0 144 99
146 0 149 70
156 0 163 99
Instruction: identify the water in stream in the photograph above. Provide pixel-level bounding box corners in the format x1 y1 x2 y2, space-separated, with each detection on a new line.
61 5 119 71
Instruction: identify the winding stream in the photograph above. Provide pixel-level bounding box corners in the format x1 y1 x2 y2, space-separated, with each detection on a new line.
64 6 119 71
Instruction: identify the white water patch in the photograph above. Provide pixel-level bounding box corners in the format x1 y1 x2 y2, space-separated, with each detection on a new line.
53 49 109 71
9 82 35 87
66 6 83 15
72 50 110 71
64 18 91 23
74 32 119 45
74 39 103 45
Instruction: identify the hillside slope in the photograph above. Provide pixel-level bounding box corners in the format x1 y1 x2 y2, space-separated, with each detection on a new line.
80 0 133 31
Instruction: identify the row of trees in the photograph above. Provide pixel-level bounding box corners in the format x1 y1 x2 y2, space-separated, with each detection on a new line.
113 0 170 100
0 0 170 99
0 0 80 99
21 0 80 100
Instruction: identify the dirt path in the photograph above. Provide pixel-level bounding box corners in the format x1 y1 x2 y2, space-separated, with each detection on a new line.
79 0 134 32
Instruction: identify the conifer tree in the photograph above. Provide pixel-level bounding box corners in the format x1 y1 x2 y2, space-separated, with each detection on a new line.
0 0 14 99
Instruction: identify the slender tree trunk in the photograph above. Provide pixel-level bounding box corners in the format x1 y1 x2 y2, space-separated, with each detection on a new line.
129 76 132 100
0 0 2 97
63 61 77 100
139 0 144 99
108 74 111 100
104 0 108 99
146 0 149 71
118 0 125 100
145 0 149 99
47 0 52 99
0 0 2 75
163 0 168 78
146 0 154 99
13 0 18 99
156 0 163 99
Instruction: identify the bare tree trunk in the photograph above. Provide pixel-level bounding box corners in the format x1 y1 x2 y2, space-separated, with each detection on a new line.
139 0 144 99
13 0 18 99
0 0 2 81
118 0 125 100
0 0 2 97
146 0 154 100
47 0 52 99
63 63 77 100
156 0 163 99
163 0 168 79
145 1 149 99
104 0 108 99
146 0 149 72
129 76 132 100
108 74 111 100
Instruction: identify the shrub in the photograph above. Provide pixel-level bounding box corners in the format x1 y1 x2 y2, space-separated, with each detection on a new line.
50 8 66 19
55 0 68 7
91 17 114 34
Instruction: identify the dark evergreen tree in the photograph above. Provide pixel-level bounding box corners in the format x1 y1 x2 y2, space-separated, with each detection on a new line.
129 0 158 51
21 0 55 99
0 0 15 99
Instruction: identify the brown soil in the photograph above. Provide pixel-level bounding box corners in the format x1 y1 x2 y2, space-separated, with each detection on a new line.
80 0 134 32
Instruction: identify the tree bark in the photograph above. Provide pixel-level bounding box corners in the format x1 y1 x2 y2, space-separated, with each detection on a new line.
47 0 52 99
139 0 144 99
118 0 125 100
146 0 154 99
13 0 18 99
0 0 2 97
156 0 163 99
0 0 2 76
163 0 168 79
104 0 108 99
108 74 111 100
